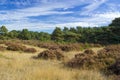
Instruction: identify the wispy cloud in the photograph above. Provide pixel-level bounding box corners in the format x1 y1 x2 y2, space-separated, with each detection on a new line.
0 0 120 32
81 0 108 15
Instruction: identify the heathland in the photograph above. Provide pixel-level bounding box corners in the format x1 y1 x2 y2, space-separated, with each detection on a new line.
0 18 119 80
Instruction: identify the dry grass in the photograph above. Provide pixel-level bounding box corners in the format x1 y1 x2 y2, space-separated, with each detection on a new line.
66 45 120 71
0 55 111 80
0 57 110 80
0 43 113 80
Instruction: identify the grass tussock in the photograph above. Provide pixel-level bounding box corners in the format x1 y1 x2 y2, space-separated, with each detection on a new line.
108 59 120 75
0 46 6 51
66 49 97 69
38 49 64 60
0 58 111 80
66 44 120 71
6 42 37 53
0 40 102 52
24 48 37 53
6 43 26 51
26 68 107 80
0 40 118 80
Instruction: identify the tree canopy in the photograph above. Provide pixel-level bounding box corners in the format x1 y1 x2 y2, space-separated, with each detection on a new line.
0 17 120 44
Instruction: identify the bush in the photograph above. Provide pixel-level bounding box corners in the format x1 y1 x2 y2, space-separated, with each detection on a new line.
0 46 6 51
37 42 101 52
66 45 120 70
6 42 37 53
24 48 37 53
108 59 120 75
66 49 96 69
75 49 95 58
6 43 26 51
97 45 120 59
37 42 59 49
60 43 81 52
114 75 120 80
48 46 60 50
38 49 64 60
84 49 96 55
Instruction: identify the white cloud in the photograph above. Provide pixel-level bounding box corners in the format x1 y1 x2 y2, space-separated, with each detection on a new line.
0 4 73 21
95 12 120 19
81 0 108 15
54 22 98 28
0 0 120 32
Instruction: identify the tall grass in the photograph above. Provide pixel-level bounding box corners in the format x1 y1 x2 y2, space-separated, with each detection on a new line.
0 57 112 80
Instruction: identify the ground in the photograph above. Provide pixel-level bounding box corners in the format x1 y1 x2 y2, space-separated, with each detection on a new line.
0 44 112 80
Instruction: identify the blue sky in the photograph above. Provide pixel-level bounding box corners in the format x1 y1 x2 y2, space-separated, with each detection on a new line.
0 0 120 33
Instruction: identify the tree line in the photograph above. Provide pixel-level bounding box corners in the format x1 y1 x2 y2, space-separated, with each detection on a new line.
0 17 120 44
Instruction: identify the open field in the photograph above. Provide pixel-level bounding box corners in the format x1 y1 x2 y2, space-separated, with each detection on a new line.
0 1 120 80
0 41 119 80
0 42 117 80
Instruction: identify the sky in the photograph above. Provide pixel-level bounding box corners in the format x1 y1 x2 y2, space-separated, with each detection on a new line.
0 0 120 33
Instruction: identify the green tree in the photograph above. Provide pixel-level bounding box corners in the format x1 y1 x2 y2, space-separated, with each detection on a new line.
39 32 51 41
8 30 20 38
64 31 80 42
18 29 31 40
0 26 8 35
109 18 120 43
69 27 77 33
51 27 64 42
63 27 69 32
109 17 120 26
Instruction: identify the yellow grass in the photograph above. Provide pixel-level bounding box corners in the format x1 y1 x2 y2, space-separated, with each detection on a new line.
0 45 112 80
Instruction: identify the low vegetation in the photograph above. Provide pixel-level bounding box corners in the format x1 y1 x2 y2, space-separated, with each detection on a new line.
0 17 120 45
66 49 97 69
0 46 6 51
5 42 37 53
108 59 120 75
38 49 64 60
0 17 119 80
0 40 119 80
6 43 26 51
66 45 120 72
24 48 37 53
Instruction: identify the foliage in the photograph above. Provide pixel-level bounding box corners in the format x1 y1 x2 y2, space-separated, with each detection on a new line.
0 17 120 44
18 29 31 40
66 44 120 70
6 43 26 51
6 42 37 53
108 59 120 75
51 27 64 42
37 49 64 60
24 48 37 53
0 26 8 35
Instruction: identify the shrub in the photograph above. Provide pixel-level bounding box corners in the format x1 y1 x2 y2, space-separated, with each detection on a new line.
37 42 101 52
75 49 95 59
37 49 64 60
108 59 120 75
6 43 26 51
96 44 120 69
48 46 60 50
0 46 6 51
66 45 120 70
97 44 120 59
24 48 37 53
84 49 96 55
37 42 59 49
60 43 81 52
6 42 37 53
66 49 96 69
0 40 6 44
114 75 120 80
